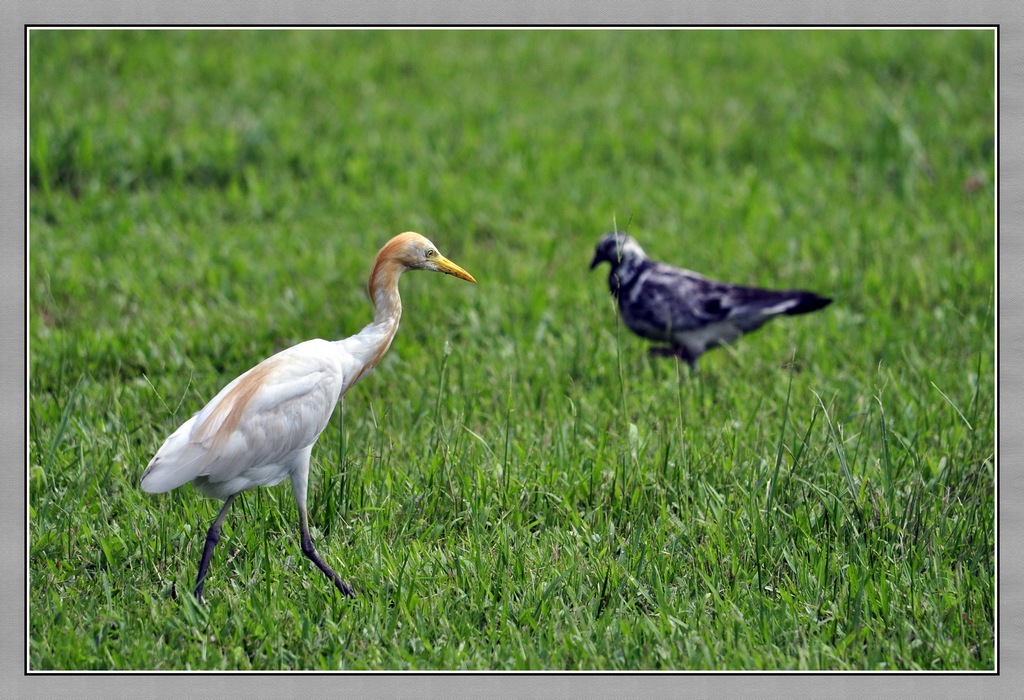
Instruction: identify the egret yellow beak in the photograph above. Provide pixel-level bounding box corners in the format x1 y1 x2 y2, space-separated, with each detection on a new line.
434 255 477 284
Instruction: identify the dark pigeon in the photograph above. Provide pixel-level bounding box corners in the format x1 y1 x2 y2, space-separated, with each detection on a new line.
589 232 832 369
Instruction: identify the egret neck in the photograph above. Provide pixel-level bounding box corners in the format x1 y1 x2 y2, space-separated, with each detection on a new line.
336 239 407 389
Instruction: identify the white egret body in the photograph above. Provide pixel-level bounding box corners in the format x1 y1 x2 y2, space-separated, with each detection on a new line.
141 232 476 599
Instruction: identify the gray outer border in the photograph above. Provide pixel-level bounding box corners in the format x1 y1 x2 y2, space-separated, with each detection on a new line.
10 3 1015 699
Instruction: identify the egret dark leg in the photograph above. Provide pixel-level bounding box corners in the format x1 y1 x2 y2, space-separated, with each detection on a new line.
194 493 237 600
299 509 356 598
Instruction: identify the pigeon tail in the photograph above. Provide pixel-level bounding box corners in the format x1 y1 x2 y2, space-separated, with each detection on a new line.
784 292 833 316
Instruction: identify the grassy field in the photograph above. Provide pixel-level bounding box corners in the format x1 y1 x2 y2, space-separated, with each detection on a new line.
28 29 995 670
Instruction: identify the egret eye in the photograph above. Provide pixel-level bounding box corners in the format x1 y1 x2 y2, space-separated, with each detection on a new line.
425 249 436 259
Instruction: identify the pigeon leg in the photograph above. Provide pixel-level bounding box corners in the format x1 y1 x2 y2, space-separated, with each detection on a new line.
674 346 699 371
649 345 700 371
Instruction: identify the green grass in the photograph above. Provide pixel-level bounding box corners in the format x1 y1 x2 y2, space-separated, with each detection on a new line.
28 29 995 670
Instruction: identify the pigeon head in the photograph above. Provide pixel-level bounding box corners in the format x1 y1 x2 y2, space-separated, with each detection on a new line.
589 233 648 271
589 233 650 298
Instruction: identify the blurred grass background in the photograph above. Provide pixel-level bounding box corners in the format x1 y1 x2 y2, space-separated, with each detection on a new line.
29 29 994 670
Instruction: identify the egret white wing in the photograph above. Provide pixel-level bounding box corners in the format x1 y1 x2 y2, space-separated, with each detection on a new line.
141 340 350 494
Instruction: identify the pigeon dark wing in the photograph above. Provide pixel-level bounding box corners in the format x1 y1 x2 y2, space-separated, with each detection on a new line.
705 282 832 333
617 262 729 338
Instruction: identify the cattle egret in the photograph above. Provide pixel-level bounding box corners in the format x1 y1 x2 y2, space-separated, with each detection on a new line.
590 232 831 369
141 232 476 600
